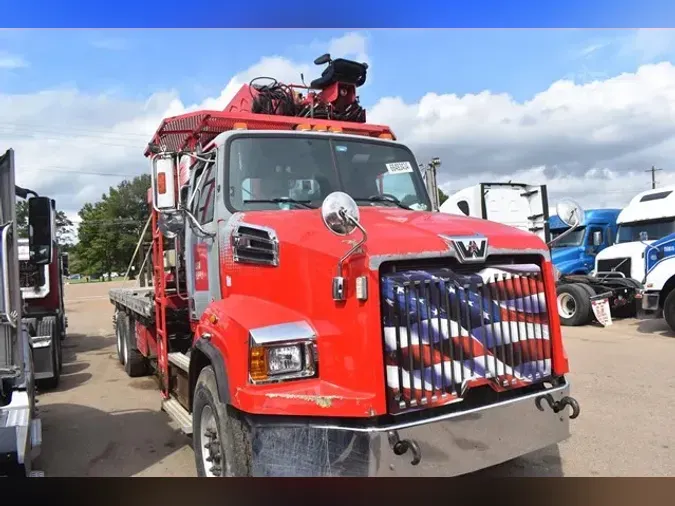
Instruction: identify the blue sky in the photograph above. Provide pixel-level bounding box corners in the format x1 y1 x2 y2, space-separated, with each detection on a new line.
3 29 672 105
4 29 675 217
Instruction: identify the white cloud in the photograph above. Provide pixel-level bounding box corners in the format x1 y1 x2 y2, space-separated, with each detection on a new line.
369 61 675 208
0 51 28 69
618 29 675 62
327 32 369 64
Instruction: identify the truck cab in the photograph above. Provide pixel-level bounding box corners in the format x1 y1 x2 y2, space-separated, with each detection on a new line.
550 209 621 275
594 185 675 281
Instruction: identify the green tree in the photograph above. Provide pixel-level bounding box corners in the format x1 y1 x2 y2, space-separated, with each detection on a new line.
15 199 76 248
438 188 449 207
73 174 151 279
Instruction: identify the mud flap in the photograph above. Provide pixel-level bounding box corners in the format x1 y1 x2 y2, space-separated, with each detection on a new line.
590 292 613 327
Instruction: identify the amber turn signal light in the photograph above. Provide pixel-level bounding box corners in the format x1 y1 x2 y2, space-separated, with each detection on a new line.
249 346 268 382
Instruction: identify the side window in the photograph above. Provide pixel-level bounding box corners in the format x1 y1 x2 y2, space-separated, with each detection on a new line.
457 200 470 216
197 164 216 225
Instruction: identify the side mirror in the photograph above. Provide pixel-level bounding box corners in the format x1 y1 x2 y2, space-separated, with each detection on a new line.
556 199 585 228
61 253 70 277
592 231 603 247
321 191 360 236
151 155 177 211
28 196 54 265
157 211 185 239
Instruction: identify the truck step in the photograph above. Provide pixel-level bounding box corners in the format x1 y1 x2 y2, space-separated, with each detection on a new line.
162 397 192 435
167 352 190 372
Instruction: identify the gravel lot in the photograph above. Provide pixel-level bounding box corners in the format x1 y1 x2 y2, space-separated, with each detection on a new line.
33 280 675 476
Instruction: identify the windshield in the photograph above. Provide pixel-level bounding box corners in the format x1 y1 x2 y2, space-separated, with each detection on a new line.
226 135 431 211
551 227 585 247
616 218 675 243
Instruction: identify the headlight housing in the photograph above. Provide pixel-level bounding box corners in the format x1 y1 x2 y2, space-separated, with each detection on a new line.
248 321 318 384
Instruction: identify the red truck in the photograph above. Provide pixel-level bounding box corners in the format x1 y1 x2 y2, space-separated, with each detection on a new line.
109 54 580 477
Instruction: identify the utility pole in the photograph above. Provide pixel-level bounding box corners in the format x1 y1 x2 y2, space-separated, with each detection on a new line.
645 165 663 189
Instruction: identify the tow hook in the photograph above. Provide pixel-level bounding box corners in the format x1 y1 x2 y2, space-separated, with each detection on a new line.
535 394 581 419
387 430 421 466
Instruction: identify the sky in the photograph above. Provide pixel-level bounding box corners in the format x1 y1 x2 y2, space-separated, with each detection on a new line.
3 28 675 229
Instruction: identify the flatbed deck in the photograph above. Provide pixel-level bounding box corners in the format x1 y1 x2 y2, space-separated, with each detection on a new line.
109 287 155 321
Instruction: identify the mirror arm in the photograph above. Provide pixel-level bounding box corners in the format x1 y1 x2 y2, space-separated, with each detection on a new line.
547 219 581 248
183 209 216 238
336 211 368 278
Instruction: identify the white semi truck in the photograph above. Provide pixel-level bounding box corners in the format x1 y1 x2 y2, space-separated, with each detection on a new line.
595 185 675 332
0 148 45 477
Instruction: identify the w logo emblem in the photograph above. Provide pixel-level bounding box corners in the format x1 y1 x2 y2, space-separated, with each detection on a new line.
440 235 488 263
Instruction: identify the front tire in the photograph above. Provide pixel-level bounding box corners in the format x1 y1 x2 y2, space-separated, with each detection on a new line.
556 283 592 326
192 366 253 477
663 289 675 334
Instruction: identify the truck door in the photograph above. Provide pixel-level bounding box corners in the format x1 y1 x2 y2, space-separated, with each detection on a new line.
184 157 220 321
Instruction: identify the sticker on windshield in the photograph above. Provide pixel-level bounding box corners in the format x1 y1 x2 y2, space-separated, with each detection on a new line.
385 161 414 174
335 145 348 152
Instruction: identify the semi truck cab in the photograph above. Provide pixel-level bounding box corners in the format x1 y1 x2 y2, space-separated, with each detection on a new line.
550 209 621 275
594 185 675 281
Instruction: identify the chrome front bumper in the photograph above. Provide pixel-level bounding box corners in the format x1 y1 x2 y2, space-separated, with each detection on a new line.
245 380 575 477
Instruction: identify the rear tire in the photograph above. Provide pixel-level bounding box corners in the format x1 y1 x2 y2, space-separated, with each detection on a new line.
193 366 253 477
663 289 675 334
122 314 149 377
556 283 592 326
115 311 126 365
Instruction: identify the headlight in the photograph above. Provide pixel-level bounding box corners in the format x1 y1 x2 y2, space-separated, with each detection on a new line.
248 321 318 384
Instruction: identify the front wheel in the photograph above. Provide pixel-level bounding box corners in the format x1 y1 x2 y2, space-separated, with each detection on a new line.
192 366 253 477
663 289 675 334
556 283 592 326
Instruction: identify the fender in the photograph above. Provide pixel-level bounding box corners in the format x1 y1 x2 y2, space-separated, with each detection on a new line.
190 337 231 407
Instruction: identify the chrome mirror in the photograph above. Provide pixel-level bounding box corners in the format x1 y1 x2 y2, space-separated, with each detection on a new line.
321 191 360 236
556 199 585 228
158 210 185 239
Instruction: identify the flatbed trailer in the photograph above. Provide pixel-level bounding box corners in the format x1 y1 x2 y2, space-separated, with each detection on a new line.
108 54 581 477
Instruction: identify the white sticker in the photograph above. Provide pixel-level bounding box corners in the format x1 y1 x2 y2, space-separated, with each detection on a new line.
385 161 414 174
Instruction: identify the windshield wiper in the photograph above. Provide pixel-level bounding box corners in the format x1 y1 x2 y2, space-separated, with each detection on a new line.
354 195 411 210
244 198 316 209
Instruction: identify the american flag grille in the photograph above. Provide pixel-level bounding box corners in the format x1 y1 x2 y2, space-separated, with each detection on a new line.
381 263 552 415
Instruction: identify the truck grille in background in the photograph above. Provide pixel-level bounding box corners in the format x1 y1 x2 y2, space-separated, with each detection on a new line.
19 260 40 288
597 258 631 278
381 264 552 415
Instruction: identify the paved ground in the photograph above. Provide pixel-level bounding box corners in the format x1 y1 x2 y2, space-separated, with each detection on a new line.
34 280 675 477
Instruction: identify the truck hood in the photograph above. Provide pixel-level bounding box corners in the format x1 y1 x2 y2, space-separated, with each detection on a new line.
595 241 651 261
236 207 549 265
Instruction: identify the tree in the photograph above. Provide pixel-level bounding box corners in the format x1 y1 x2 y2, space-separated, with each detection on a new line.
15 199 76 248
438 188 449 207
73 174 151 279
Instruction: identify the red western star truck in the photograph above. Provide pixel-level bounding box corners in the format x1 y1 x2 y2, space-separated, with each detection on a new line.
109 54 581 477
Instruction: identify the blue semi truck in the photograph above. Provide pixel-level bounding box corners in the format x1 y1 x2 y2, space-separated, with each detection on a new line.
549 209 622 275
